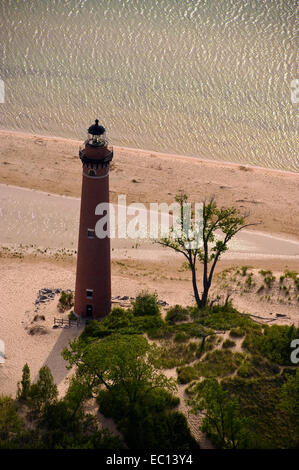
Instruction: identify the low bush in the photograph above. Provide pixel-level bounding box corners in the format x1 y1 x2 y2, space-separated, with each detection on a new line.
147 325 173 340
222 375 298 448
242 324 299 366
194 349 244 378
165 305 189 323
58 291 74 312
222 339 236 349
177 366 198 384
199 304 260 331
230 327 245 338
153 341 201 369
132 291 161 317
68 311 77 321
80 307 164 341
174 332 189 343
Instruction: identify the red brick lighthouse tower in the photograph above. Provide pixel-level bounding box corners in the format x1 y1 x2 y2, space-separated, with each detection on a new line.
74 120 113 320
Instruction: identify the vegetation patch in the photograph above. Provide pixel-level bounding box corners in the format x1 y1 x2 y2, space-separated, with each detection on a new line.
165 305 189 324
153 341 201 369
222 375 298 448
177 366 198 384
194 349 244 378
58 291 74 312
242 324 299 366
222 339 236 349
229 327 245 338
195 303 260 331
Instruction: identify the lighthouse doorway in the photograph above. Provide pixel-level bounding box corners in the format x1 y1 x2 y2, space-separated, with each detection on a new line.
86 305 93 319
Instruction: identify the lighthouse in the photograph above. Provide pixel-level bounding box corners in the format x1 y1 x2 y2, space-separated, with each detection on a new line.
74 120 113 320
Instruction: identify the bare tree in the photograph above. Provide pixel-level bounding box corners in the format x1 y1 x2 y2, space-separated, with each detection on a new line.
157 194 255 309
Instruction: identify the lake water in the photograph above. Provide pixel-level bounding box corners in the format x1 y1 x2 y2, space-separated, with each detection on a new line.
0 0 297 171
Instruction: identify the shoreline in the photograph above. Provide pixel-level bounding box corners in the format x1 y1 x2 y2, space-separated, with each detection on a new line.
1 129 299 240
1 128 298 177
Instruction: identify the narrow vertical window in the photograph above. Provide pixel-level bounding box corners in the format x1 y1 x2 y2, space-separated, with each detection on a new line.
86 289 93 299
88 228 95 239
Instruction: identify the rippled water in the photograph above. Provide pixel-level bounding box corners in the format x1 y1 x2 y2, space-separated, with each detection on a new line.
0 0 297 171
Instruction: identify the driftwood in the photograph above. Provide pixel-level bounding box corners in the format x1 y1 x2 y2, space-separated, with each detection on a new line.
238 312 289 324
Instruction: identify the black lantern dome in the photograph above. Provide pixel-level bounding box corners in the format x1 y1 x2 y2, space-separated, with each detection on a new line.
87 119 106 146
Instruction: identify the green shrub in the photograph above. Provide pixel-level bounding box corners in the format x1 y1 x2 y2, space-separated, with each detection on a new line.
104 307 134 329
241 266 249 276
200 304 260 331
174 332 189 343
147 325 173 340
245 273 254 288
259 270 272 277
177 366 198 384
242 324 299 366
80 320 111 340
222 339 236 349
230 327 245 338
236 355 279 379
153 342 201 368
284 270 298 281
264 275 275 289
58 291 74 312
174 322 207 338
68 310 77 321
194 349 244 378
0 396 25 447
237 363 255 378
132 291 161 317
80 308 165 341
165 305 189 324
222 375 298 448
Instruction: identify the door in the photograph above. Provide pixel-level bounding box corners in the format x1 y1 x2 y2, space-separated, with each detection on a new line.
86 304 93 318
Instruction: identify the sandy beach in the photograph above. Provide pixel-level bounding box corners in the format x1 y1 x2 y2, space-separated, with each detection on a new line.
0 130 298 444
1 130 299 239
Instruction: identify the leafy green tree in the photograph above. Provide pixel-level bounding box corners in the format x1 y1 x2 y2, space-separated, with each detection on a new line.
29 365 58 416
38 399 123 449
189 378 254 448
158 194 253 309
63 334 176 404
0 396 25 447
17 363 31 400
64 376 93 419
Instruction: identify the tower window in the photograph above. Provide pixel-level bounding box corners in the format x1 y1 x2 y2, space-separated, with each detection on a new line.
88 228 95 239
86 289 93 299
89 169 96 177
